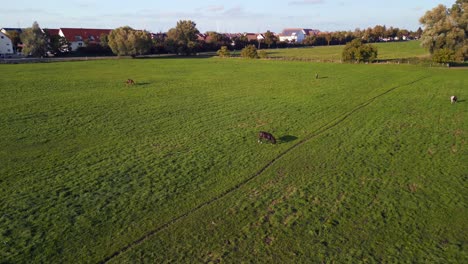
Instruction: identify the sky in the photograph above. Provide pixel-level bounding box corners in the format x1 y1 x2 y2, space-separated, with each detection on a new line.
0 0 457 33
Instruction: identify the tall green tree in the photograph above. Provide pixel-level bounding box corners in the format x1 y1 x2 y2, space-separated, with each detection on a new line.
324 33 332 45
166 20 200 55
100 33 109 48
207 32 228 45
44 29 70 54
108 26 152 57
373 25 386 40
204 31 229 51
132 30 153 55
419 0 467 61
416 27 423 38
263 30 277 48
235 34 249 49
20 21 48 57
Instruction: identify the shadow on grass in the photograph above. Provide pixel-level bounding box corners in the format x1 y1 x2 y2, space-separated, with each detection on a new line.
136 82 151 86
279 135 298 143
456 100 465 103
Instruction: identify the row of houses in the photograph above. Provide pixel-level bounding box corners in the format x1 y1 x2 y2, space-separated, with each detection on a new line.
1 27 113 54
0 27 320 55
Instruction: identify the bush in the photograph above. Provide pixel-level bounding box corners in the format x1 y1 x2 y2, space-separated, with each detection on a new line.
216 46 230 57
241 45 258 59
342 39 378 63
432 48 455 63
258 50 268 59
75 44 113 56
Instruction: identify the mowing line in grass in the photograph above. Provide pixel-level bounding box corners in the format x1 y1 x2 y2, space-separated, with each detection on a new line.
99 75 431 264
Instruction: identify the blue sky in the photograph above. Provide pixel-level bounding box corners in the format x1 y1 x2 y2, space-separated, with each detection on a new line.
0 0 456 33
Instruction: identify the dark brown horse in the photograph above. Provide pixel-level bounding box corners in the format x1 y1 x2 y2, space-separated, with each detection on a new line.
125 79 136 85
258 131 276 144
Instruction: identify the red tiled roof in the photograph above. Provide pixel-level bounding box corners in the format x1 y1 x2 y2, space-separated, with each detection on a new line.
245 33 257 41
224 33 242 39
60 28 112 43
197 33 207 41
44 29 60 36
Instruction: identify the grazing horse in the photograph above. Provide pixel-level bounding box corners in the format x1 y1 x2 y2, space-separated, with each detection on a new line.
125 79 136 85
451 95 458 104
258 131 277 144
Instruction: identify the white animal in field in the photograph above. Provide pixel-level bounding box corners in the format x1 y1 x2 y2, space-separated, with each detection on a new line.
451 96 458 104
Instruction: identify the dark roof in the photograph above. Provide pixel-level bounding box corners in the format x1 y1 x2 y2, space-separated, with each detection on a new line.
303 29 320 36
280 28 303 36
224 33 242 39
60 28 112 42
280 28 319 37
1 28 23 33
150 33 167 40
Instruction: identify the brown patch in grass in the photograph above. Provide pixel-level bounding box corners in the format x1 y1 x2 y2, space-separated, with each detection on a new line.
284 186 297 199
236 122 249 128
264 236 274 246
451 144 458 153
255 118 271 128
408 183 418 193
268 199 281 211
427 148 435 156
283 212 301 226
249 189 260 199
312 197 321 205
454 129 463 136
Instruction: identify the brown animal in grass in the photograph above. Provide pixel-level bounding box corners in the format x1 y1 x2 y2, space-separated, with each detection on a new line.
125 79 136 85
258 131 277 144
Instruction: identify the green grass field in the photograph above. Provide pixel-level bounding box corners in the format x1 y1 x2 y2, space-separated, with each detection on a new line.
0 57 466 263
265 40 430 62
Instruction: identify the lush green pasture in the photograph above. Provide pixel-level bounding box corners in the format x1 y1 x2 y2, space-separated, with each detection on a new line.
0 58 466 263
265 40 429 61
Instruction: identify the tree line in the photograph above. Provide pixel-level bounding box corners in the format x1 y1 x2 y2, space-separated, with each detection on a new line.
13 21 421 57
7 0 467 63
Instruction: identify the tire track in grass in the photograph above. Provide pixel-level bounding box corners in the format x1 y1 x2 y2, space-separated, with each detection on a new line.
99 75 431 264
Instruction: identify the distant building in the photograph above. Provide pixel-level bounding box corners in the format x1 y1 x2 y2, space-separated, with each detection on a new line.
1 28 23 35
245 33 258 42
150 32 167 41
58 28 112 51
0 31 14 54
279 28 319 43
1 28 23 53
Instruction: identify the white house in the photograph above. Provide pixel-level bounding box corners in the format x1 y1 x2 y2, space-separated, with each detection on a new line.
279 28 319 43
0 32 13 55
